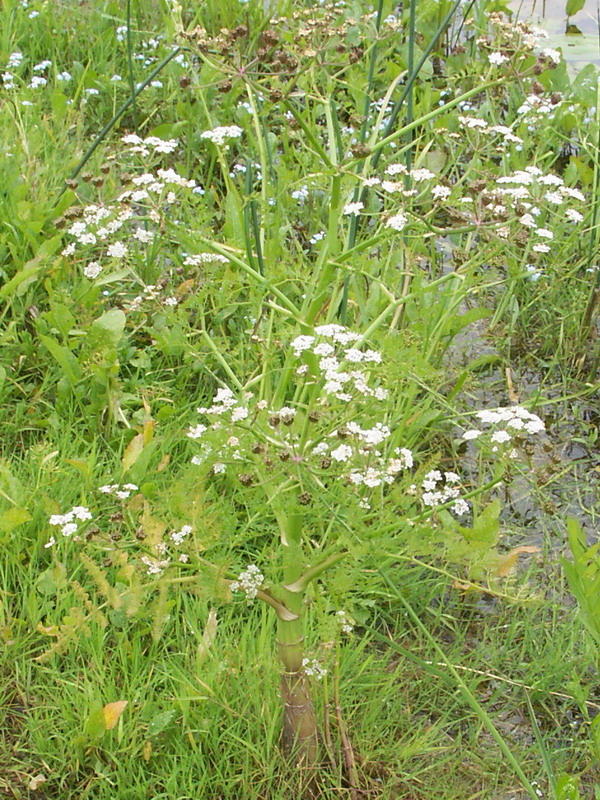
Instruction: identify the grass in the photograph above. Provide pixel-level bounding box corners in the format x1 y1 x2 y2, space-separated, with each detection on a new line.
1 0 600 797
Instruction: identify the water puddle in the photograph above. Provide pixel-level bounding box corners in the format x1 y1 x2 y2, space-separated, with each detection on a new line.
509 0 600 69
448 317 599 547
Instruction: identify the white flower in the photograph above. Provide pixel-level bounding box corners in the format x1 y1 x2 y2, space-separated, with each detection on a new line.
410 168 435 181
520 213 536 228
141 556 170 576
302 657 327 680
336 610 354 634
83 261 102 279
291 186 309 202
290 335 316 356
343 201 364 216
489 52 508 66
107 242 128 258
452 498 470 516
491 430 512 444
462 429 482 440
231 564 264 599
171 525 192 545
200 125 243 146
61 522 78 537
133 228 154 243
535 228 553 239
566 209 583 223
57 71 72 81
386 212 408 232
432 185 451 200
187 424 207 439
542 48 561 64
331 444 353 462
386 163 408 176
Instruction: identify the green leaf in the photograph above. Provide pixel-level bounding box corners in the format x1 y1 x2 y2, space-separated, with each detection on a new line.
146 709 177 738
86 309 126 354
49 189 77 220
0 507 31 533
223 189 245 250
556 773 581 800
38 334 81 385
459 500 500 547
84 701 107 740
562 517 600 647
95 268 131 286
45 302 75 339
566 0 585 16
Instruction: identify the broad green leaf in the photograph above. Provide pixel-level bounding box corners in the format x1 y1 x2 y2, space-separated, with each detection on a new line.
46 302 75 339
0 507 31 532
39 334 81 385
90 309 126 345
146 709 176 737
566 0 585 15
84 701 107 739
223 189 245 250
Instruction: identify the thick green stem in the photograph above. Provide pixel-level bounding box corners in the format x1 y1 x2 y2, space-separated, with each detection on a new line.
277 511 318 764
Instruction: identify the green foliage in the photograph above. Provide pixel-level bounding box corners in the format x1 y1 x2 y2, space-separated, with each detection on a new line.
562 517 600 652
566 0 586 17
0 0 599 795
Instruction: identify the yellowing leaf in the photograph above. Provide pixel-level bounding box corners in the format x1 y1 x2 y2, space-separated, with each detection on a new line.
156 453 170 473
143 740 152 761
64 458 91 477
122 434 144 472
102 700 128 730
197 608 218 664
28 774 47 791
495 546 540 577
37 622 60 636
143 419 155 446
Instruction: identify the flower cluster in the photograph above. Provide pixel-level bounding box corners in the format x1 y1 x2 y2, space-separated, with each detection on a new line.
99 483 139 499
290 324 386 402
200 125 243 146
60 162 199 281
47 506 92 547
462 406 545 452
121 134 179 156
416 470 470 517
186 325 417 514
141 555 171 576
183 253 228 266
302 656 327 680
336 610 354 635
230 564 265 599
